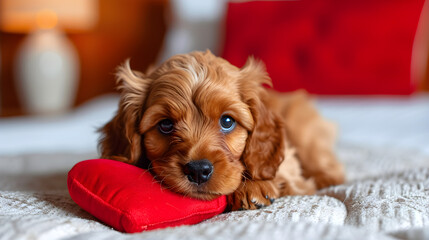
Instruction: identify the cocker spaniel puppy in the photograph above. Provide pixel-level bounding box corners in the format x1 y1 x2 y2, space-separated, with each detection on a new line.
99 51 344 210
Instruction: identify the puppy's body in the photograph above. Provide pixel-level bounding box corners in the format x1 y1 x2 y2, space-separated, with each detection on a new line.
99 51 344 210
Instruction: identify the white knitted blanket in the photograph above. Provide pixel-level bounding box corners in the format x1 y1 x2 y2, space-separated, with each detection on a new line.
1 143 429 240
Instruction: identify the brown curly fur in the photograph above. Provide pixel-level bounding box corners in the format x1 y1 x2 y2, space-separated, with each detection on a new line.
99 51 345 210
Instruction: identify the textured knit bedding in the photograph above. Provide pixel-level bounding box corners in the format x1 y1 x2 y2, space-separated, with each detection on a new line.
1 95 429 240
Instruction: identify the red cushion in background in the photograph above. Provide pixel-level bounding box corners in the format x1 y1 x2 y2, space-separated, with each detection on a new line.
68 159 226 233
222 0 426 95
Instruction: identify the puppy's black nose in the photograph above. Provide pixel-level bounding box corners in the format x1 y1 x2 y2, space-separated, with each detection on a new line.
184 159 213 185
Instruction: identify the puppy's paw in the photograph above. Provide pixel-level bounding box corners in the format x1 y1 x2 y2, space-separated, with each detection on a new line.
313 170 345 189
307 151 345 189
228 180 279 211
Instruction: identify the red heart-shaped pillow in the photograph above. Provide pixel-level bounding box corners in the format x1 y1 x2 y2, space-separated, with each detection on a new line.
67 159 226 233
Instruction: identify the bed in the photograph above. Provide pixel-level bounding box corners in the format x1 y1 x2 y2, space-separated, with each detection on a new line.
1 94 429 240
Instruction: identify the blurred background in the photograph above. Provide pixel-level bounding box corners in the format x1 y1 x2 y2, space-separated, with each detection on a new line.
0 0 168 116
0 0 428 156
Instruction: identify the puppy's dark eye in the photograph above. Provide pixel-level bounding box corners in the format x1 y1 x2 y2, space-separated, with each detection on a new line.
220 115 236 133
158 119 174 134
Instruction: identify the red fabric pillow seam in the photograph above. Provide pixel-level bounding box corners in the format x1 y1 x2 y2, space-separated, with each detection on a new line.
69 177 139 231
70 175 225 231
141 199 225 229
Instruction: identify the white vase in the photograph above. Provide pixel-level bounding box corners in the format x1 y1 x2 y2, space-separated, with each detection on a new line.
15 28 79 115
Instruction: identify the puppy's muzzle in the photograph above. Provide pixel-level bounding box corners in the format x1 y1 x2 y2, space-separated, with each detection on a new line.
184 159 213 185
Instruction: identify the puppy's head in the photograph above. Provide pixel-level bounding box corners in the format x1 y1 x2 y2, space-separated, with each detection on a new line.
99 51 285 200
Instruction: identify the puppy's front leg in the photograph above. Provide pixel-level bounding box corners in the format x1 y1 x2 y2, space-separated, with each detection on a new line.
228 152 317 211
227 179 279 211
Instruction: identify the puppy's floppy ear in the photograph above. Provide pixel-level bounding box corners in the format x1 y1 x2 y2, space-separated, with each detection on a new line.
239 57 286 180
98 60 152 165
